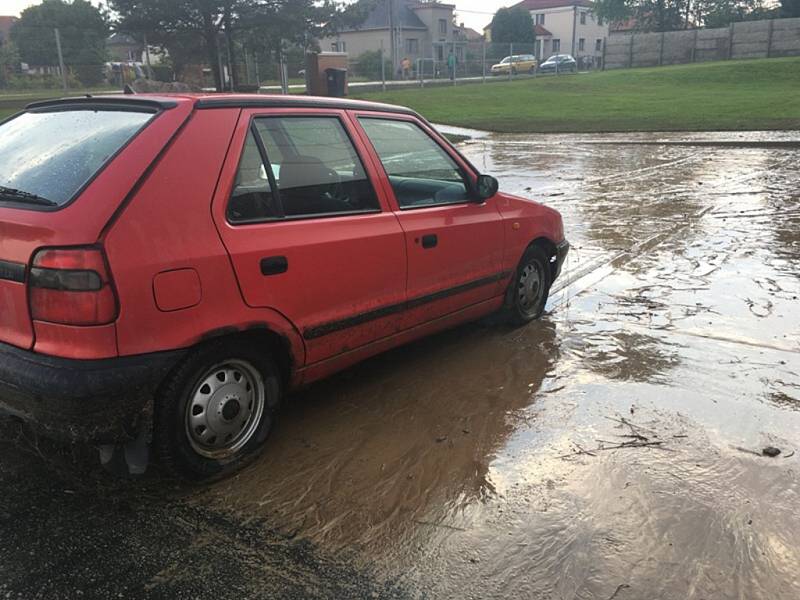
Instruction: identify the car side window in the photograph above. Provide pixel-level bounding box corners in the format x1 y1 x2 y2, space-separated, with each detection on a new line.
227 116 380 224
358 118 470 209
227 129 278 223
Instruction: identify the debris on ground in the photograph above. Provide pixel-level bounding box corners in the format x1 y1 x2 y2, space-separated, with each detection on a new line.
762 446 781 457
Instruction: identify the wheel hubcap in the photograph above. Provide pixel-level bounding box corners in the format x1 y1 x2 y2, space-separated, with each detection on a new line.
518 262 544 314
185 360 265 459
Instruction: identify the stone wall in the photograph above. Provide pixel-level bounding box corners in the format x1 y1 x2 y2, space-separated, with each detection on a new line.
604 17 800 69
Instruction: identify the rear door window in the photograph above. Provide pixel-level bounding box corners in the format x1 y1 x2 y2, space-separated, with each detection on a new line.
227 116 380 223
0 108 155 209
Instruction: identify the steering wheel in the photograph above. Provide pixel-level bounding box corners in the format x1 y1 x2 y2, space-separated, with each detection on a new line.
324 168 349 206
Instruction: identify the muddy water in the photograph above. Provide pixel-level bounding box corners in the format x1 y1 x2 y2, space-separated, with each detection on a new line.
201 131 800 599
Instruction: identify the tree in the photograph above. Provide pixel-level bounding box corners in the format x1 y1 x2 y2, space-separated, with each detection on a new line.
490 7 536 45
110 0 338 92
595 0 776 31
0 43 20 88
782 0 800 16
11 0 108 86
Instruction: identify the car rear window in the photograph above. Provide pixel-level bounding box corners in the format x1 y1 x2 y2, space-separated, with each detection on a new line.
0 107 155 209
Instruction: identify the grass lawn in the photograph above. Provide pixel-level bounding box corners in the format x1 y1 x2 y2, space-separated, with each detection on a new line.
355 57 800 133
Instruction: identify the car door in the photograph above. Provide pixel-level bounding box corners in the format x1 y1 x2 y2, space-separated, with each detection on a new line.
352 113 505 330
212 109 407 365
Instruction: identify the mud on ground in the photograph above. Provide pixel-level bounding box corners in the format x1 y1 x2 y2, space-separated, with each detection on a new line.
1 131 798 599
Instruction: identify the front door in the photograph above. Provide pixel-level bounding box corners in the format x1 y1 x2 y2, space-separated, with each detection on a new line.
354 115 505 330
213 110 407 365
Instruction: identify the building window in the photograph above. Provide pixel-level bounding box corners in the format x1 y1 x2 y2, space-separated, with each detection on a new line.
406 38 419 54
536 14 545 25
439 19 447 34
331 41 346 52
552 39 560 52
579 39 585 51
596 39 603 52
598 16 604 26
580 12 587 25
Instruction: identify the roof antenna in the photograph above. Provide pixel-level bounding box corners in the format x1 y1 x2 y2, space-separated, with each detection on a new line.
124 84 135 95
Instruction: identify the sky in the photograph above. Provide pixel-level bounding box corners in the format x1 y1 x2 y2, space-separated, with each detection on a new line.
4 0 510 32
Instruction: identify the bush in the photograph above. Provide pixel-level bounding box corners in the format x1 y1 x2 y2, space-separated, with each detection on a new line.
73 63 105 87
354 50 392 81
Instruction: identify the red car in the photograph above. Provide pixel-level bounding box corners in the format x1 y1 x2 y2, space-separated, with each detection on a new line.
0 94 568 480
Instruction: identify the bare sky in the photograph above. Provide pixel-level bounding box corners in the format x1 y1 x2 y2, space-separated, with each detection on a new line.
5 1 510 32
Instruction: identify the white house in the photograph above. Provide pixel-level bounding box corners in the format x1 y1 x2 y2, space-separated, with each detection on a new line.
486 0 609 64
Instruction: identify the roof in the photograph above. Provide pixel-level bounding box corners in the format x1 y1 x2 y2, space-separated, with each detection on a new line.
342 0 429 32
25 94 419 118
534 24 553 36
107 32 141 46
459 26 484 41
510 0 594 10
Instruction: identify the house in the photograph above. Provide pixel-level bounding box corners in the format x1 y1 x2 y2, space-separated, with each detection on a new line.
106 32 144 62
320 1 462 73
457 24 484 42
485 0 609 63
0 16 18 48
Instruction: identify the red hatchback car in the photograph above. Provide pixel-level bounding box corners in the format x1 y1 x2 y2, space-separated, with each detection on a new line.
0 94 568 480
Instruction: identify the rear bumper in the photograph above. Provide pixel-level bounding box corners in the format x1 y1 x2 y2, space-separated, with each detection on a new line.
0 341 186 444
554 239 570 280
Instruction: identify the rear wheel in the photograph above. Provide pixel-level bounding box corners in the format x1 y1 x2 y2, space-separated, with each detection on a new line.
154 338 281 481
504 246 552 325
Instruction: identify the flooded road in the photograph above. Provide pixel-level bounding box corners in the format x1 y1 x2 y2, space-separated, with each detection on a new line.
1 131 798 599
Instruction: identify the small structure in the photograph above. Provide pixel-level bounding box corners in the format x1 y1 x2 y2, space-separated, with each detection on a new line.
305 52 349 97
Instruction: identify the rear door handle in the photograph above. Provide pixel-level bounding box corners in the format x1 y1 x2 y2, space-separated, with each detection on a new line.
421 234 438 249
260 256 288 276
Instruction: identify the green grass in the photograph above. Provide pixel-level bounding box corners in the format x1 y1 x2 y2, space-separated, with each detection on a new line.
355 57 800 133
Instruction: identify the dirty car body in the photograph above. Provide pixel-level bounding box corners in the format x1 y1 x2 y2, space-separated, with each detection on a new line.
0 94 567 480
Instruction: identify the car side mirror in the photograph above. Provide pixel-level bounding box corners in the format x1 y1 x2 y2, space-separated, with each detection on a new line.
475 174 499 201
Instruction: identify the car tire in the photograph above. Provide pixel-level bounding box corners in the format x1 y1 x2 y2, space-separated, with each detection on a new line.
153 338 281 482
504 245 552 325
529 67 536 74
511 67 517 76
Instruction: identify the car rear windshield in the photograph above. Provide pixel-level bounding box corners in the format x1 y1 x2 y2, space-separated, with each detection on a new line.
0 107 156 209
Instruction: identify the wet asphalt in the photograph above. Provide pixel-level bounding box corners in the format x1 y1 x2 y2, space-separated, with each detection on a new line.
1 130 798 599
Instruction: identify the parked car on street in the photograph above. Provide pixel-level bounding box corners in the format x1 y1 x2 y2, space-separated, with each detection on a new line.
491 54 538 75
0 94 568 481
538 54 578 73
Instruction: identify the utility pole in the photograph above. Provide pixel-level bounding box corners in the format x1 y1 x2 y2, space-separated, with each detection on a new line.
143 32 153 79
54 28 67 92
388 0 395 77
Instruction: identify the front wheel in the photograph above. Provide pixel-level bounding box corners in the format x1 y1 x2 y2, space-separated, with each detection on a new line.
504 246 552 325
154 339 281 481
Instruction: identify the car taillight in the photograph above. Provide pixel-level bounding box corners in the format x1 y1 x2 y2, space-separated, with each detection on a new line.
28 247 118 326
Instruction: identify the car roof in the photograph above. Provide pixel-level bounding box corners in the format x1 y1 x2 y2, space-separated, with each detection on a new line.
25 93 418 117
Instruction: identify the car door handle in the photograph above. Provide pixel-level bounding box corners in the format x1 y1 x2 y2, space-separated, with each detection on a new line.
260 256 288 276
421 234 438 249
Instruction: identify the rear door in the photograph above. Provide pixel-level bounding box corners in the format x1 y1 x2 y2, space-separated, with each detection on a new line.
353 114 505 330
212 109 407 365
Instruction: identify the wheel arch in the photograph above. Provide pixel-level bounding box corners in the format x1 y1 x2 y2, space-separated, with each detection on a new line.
193 325 298 390
528 236 559 281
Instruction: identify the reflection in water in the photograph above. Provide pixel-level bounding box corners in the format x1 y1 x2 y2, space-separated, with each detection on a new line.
203 321 560 552
199 132 800 598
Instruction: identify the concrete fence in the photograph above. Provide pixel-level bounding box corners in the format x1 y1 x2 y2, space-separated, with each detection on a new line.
604 17 800 69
